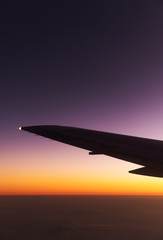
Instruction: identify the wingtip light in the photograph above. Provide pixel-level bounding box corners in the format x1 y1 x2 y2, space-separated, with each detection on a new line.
18 127 22 130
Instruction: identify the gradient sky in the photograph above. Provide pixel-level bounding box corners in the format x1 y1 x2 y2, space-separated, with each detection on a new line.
1 0 163 195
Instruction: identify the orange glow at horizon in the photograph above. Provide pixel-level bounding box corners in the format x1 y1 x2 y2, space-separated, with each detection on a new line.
1 142 163 195
1 173 163 195
1 165 163 195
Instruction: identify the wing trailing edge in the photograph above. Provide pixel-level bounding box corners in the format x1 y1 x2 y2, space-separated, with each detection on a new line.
129 167 163 178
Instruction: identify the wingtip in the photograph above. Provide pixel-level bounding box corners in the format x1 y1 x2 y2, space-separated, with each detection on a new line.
18 126 32 131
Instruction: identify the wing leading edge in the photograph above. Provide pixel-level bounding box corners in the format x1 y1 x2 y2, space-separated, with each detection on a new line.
20 125 163 178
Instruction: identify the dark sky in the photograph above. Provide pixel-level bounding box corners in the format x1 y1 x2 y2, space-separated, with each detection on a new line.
1 0 163 135
1 1 163 193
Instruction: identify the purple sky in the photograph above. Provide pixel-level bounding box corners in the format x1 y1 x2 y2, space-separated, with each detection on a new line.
1 0 163 194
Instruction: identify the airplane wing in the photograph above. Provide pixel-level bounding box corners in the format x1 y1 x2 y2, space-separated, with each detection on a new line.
19 125 163 178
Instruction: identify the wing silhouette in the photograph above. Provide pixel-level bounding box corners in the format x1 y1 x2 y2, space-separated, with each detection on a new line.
20 125 163 178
